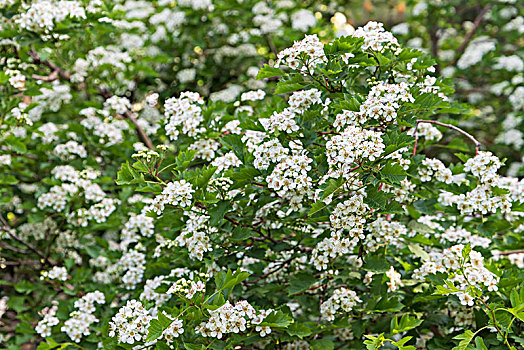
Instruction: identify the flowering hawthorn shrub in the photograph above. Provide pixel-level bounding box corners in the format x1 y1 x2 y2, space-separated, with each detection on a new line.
391 0 524 176
0 2 523 350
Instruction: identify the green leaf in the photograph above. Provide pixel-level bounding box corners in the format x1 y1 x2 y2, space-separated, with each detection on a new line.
209 200 230 225
310 338 335 350
261 310 293 328
6 135 27 153
231 227 253 241
256 64 284 79
0 174 18 185
274 82 306 94
453 330 475 350
365 186 387 208
286 323 312 339
362 255 389 273
381 163 407 184
145 312 172 342
408 244 430 261
474 337 488 350
220 134 245 163
288 272 317 295
391 314 423 334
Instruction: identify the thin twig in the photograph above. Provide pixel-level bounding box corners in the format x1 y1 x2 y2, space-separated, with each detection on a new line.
413 120 481 155
497 250 524 256
0 216 51 265
28 49 154 150
451 5 492 66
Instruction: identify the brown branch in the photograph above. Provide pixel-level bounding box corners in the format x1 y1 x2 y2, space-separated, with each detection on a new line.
497 250 524 256
413 120 481 155
28 49 154 150
451 5 492 66
0 216 51 265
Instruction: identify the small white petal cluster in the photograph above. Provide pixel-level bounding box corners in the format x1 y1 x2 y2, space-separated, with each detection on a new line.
439 152 511 215
0 155 12 166
164 92 205 141
385 266 403 292
253 139 289 170
419 158 453 183
326 126 385 178
352 21 401 54
178 0 213 11
15 0 86 32
267 152 312 197
413 245 499 306
120 249 146 289
72 46 132 82
312 231 358 271
241 89 266 102
121 214 155 246
415 123 442 141
61 291 105 342
167 275 207 299
439 226 491 248
330 193 368 237
5 69 25 89
290 9 317 32
196 300 273 339
189 138 220 161
456 37 496 69
320 288 361 321
334 82 413 129
109 300 153 344
260 108 299 134
464 151 501 183
104 96 131 115
211 152 242 173
146 180 194 215
276 34 327 73
80 109 125 146
161 314 184 344
42 266 68 281
288 89 323 113
365 217 407 252
35 310 59 338
54 140 87 160
175 209 213 261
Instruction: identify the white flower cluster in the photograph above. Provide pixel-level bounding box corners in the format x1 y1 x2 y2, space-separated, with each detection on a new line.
15 0 86 32
0 155 11 166
161 314 184 344
189 138 220 161
42 266 68 281
80 108 126 146
312 230 358 271
167 276 206 299
35 308 59 338
164 92 205 141
175 209 214 261
109 300 153 344
241 89 266 102
212 152 242 173
72 46 132 82
326 125 385 178
121 214 155 247
352 21 401 54
196 300 273 339
413 245 499 306
276 34 327 73
5 69 25 89
320 288 362 321
120 249 146 289
385 266 403 292
54 140 87 160
267 151 313 209
61 291 105 342
290 9 317 32
439 226 491 248
334 82 413 129
253 139 289 170
439 152 511 215
415 123 442 141
365 217 407 252
146 179 194 215
288 89 323 113
456 37 496 69
464 151 501 183
419 158 453 183
104 96 131 115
